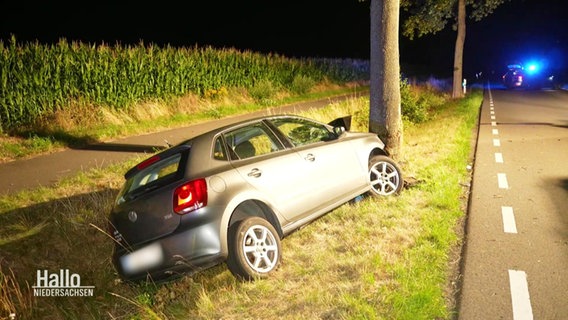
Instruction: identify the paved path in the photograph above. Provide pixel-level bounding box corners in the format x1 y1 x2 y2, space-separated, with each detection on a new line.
0 93 365 195
458 86 568 319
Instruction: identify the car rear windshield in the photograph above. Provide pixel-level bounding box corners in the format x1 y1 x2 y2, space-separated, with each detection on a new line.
116 152 184 205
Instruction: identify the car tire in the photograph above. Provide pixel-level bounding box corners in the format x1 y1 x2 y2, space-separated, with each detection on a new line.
368 155 403 196
227 216 281 281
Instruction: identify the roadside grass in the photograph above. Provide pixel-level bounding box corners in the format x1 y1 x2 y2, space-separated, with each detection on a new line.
0 89 482 319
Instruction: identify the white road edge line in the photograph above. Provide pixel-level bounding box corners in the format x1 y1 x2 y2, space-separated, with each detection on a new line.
498 173 509 189
508 270 534 320
502 206 517 233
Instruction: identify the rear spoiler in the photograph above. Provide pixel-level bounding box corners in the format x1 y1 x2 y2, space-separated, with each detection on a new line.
124 144 191 179
328 115 352 131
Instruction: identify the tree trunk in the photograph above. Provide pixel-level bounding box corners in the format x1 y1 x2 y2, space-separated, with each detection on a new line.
452 0 466 98
369 0 402 158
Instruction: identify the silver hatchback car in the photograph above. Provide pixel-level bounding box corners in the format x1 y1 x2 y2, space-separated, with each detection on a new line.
109 114 403 281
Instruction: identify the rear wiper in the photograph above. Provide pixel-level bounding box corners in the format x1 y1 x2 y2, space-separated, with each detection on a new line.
126 184 161 201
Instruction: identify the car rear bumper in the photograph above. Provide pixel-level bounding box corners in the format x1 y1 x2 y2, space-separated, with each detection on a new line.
113 223 225 282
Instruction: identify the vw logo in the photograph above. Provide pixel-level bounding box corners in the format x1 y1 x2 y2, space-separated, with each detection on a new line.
128 211 138 222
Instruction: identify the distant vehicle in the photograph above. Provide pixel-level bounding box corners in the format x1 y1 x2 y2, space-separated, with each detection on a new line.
502 62 557 90
502 64 524 89
108 114 403 282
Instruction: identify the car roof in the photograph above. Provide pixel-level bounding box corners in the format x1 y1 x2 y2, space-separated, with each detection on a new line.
218 113 323 130
176 113 328 146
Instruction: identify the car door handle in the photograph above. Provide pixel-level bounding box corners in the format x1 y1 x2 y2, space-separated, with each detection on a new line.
247 168 262 178
305 153 316 162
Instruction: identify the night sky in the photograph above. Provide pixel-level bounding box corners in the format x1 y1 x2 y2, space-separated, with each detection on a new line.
1 0 567 78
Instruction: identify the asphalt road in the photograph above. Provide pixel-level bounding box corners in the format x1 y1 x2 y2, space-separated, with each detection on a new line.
458 86 568 319
0 93 364 195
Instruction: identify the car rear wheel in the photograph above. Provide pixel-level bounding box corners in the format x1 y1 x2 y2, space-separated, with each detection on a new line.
227 216 281 280
368 155 403 196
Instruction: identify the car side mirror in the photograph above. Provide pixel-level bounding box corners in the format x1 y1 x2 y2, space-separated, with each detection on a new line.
328 115 352 131
333 126 346 136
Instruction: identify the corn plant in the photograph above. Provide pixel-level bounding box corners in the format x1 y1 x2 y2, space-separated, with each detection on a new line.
0 36 369 132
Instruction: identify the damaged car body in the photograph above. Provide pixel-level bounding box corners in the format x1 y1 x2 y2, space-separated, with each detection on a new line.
108 114 403 282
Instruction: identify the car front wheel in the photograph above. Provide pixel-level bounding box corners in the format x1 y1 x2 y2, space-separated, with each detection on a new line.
368 155 403 196
227 217 281 281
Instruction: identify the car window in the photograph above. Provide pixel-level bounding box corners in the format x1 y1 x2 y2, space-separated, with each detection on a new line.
270 118 335 147
213 136 228 161
116 153 182 204
223 122 283 160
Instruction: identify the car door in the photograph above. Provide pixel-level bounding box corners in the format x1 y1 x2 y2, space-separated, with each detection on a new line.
224 121 320 221
268 117 367 212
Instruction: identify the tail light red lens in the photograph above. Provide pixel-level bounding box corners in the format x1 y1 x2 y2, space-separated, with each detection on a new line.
174 179 208 214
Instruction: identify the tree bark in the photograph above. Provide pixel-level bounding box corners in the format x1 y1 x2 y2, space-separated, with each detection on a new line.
452 0 466 98
369 0 402 158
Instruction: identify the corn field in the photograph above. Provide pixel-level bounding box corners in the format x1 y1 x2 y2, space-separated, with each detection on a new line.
0 36 369 133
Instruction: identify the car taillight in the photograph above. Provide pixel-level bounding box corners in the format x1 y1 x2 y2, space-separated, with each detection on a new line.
173 179 207 214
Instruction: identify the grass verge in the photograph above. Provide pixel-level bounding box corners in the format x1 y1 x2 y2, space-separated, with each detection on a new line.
0 89 482 319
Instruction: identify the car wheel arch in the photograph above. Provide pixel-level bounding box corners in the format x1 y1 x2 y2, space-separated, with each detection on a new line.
228 199 283 239
369 147 388 160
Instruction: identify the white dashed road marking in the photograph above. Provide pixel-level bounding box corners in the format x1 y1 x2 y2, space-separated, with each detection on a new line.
508 270 534 320
495 153 504 163
487 86 534 320
501 206 517 233
498 173 509 189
